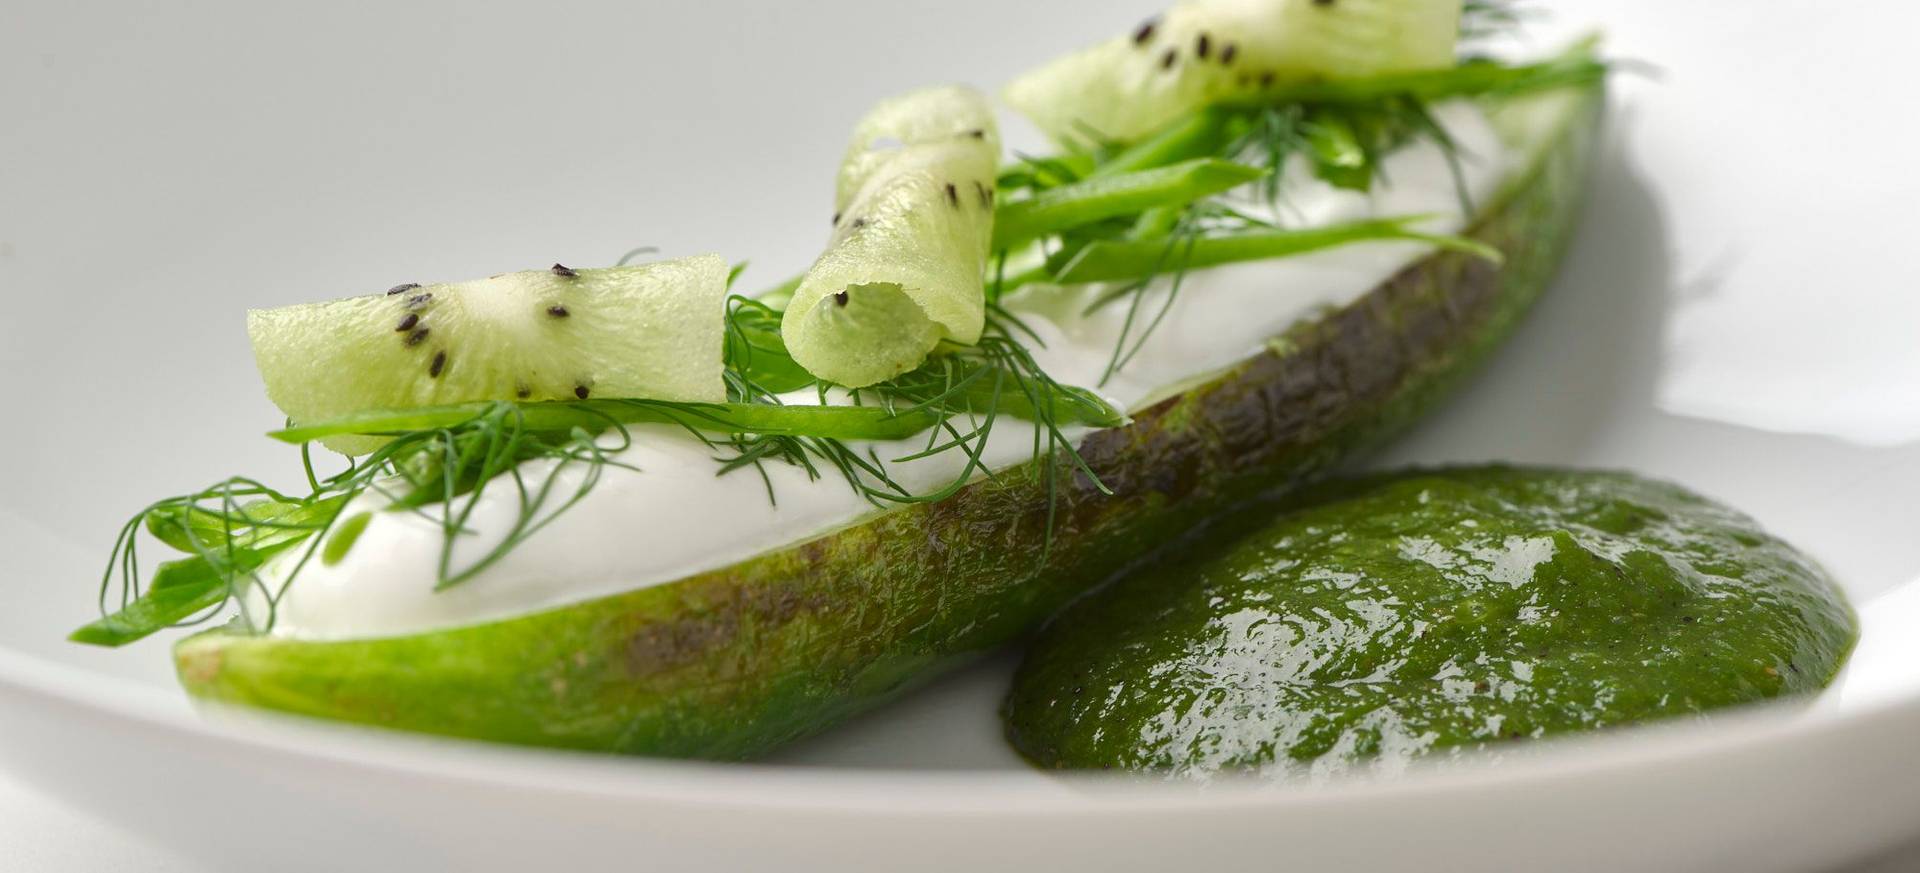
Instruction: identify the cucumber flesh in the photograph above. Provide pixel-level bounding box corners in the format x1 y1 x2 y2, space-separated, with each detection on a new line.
249 255 730 455
1006 0 1463 146
782 87 1000 388
174 78 1604 760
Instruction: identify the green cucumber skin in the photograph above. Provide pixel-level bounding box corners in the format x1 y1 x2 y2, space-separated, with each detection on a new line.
174 85 1603 759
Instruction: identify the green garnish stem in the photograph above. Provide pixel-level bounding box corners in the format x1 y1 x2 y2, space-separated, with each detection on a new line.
1092 107 1242 178
1050 217 1502 285
270 399 941 446
992 159 1269 252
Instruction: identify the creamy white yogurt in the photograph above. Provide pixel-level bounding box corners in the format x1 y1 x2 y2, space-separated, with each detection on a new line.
251 102 1513 641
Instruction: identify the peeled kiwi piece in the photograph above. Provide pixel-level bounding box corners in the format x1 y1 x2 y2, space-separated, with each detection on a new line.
1006 0 1463 146
247 255 731 455
781 86 1001 389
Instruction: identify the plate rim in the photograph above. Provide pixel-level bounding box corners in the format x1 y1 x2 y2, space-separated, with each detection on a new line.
5 643 1916 814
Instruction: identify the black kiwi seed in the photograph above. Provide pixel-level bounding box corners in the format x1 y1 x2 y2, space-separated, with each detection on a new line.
406 327 430 346
547 305 570 318
974 180 992 207
1259 71 1276 87
429 351 447 378
1196 33 1211 59
1160 49 1178 70
850 217 868 229
832 211 842 226
945 183 960 207
833 291 850 307
551 263 578 278
574 384 591 400
515 383 533 400
1221 44 1238 65
967 129 986 140
396 313 420 332
387 283 421 296
1132 18 1157 45
407 292 433 309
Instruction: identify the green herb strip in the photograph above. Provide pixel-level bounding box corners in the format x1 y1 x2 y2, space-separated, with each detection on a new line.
1050 216 1501 284
271 400 939 446
992 159 1268 251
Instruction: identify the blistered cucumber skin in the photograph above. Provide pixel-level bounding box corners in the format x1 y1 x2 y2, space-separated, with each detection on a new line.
173 85 1603 759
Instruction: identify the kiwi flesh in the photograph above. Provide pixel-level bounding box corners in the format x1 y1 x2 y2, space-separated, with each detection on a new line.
248 255 731 454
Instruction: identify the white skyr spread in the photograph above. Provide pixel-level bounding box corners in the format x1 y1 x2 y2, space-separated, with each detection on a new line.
251 101 1513 641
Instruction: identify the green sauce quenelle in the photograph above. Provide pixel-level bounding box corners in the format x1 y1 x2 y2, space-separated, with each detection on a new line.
1004 466 1858 778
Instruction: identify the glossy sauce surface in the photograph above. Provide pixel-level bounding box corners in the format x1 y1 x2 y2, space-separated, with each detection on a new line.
1004 467 1859 778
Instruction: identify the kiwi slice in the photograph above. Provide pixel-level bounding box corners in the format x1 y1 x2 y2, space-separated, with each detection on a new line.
248 255 730 455
1006 0 1464 146
781 86 1000 389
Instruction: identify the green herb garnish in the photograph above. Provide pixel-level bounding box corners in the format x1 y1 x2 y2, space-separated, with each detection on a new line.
79 19 1597 647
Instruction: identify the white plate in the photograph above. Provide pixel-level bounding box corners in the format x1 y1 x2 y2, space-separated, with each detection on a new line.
3 1 1917 870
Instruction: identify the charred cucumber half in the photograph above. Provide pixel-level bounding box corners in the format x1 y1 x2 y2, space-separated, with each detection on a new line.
170 76 1604 758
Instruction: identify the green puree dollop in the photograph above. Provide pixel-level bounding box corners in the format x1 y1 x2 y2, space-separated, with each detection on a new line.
1004 466 1857 778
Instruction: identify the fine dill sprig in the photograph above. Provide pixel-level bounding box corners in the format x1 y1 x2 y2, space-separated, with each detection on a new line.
714 302 1122 517
614 245 661 266
378 403 643 593
1091 208 1204 387
853 308 1120 553
79 392 914 645
713 292 922 506
1460 0 1536 44
77 293 1121 646
76 403 658 645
